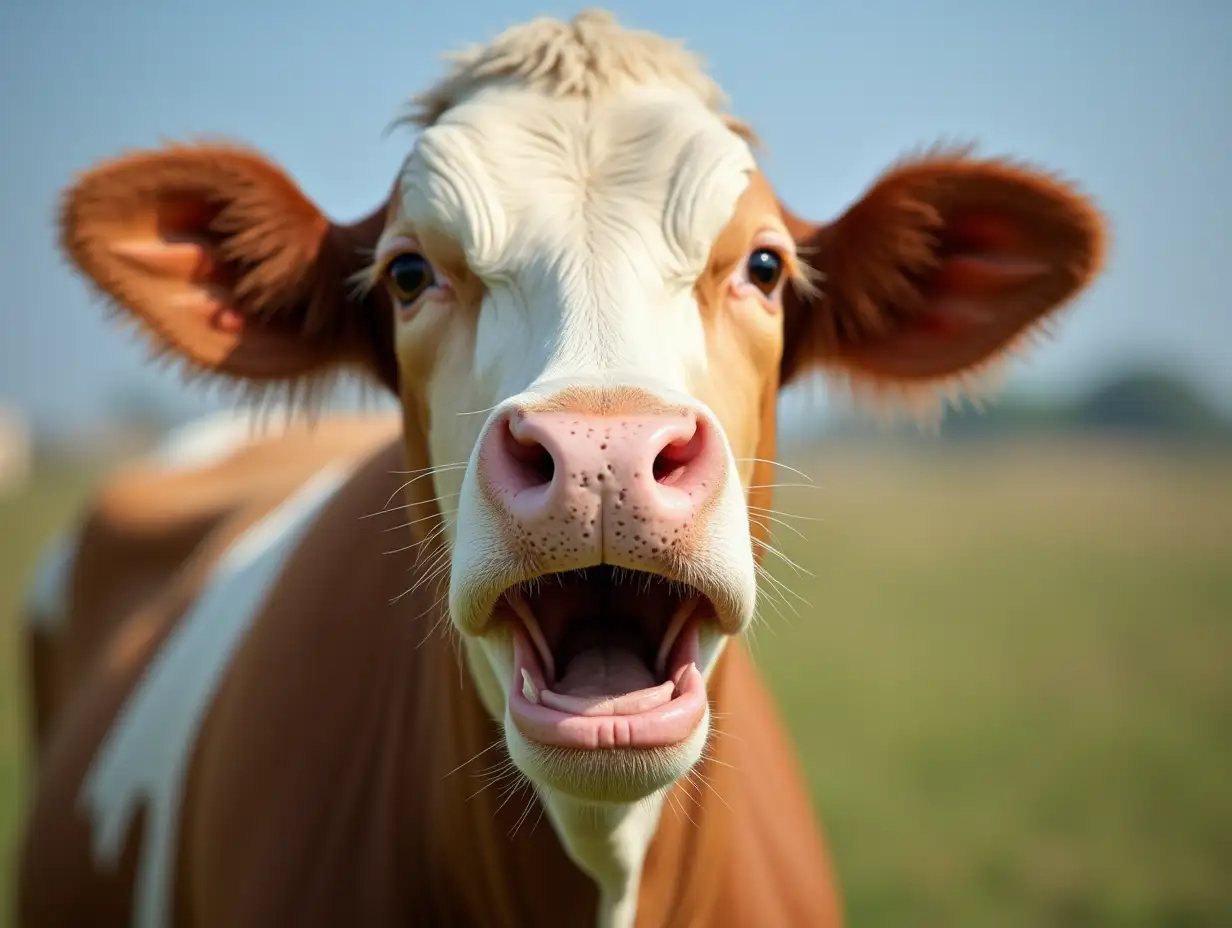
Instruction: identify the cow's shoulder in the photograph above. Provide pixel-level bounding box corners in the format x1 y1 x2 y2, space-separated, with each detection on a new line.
182 440 598 927
17 414 400 928
636 640 844 927
22 414 398 750
713 642 844 926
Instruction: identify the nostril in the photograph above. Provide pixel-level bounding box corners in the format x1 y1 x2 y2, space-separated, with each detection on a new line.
652 417 707 486
501 417 555 489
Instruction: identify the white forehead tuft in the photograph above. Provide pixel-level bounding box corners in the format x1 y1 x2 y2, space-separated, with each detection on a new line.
397 84 755 279
381 10 768 397
382 9 761 281
400 9 752 140
393 83 756 394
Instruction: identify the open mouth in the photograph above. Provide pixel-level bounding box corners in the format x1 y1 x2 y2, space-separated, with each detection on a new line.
500 565 714 750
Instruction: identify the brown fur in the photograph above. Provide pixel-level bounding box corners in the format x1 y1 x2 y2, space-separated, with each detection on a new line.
24 12 1108 927
19 418 400 925
20 430 840 927
780 145 1106 418
24 417 400 759
60 144 400 396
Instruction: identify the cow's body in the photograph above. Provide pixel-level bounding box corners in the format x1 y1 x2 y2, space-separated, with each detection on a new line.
18 10 1106 927
20 417 840 927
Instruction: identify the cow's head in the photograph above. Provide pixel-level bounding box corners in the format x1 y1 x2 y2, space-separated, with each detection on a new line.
58 12 1104 807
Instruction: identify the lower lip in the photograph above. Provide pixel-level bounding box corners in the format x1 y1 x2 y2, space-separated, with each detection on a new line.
507 624 707 750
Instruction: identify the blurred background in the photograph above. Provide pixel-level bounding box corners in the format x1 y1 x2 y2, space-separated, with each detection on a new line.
1 1 1229 925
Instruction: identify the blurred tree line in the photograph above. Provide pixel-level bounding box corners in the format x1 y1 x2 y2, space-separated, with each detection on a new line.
940 368 1231 444
827 367 1232 446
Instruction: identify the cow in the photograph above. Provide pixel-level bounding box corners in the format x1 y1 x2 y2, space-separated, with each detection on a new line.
16 10 1106 928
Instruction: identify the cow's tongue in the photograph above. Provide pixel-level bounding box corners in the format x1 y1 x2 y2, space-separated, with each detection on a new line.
539 647 675 717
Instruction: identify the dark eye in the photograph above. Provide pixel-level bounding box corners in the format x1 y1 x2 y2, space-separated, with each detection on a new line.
386 253 436 304
746 248 785 296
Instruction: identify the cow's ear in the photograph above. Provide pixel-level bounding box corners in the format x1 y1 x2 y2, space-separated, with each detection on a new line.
60 142 397 388
780 146 1106 409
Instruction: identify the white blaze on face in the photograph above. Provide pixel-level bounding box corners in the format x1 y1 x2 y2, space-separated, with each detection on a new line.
400 83 757 404
391 81 763 629
390 80 766 920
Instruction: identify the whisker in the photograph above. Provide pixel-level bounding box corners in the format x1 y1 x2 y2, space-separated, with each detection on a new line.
456 403 502 417
360 491 461 520
753 588 790 626
747 504 823 524
746 482 821 492
756 561 805 602
475 769 518 799
382 466 467 510
383 518 451 556
665 793 682 825
509 788 540 838
756 565 806 615
748 512 806 541
412 521 453 560
379 508 457 533
704 722 744 746
405 553 453 600
527 802 547 836
441 739 505 780
413 532 453 568
734 458 815 483
387 461 468 476
494 776 526 817
690 768 733 813
751 538 814 578
392 565 449 611
412 584 457 646
670 787 698 827
467 762 519 802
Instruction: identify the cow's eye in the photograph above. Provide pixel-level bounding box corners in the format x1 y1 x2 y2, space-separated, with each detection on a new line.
386 253 436 305
746 248 785 296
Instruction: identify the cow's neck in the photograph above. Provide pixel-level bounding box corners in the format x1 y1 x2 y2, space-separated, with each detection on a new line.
544 793 668 928
398 390 771 927
448 633 740 928
457 616 672 928
402 580 744 928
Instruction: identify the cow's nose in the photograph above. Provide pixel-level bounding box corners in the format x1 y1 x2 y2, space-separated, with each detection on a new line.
478 407 725 568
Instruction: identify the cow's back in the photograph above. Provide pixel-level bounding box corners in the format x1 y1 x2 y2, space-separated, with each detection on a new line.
17 411 400 926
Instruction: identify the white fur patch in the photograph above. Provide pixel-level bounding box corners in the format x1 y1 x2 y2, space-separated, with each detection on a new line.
80 463 354 928
398 83 756 409
152 408 291 471
393 78 762 923
24 532 79 634
23 410 290 636
23 409 289 637
547 793 668 928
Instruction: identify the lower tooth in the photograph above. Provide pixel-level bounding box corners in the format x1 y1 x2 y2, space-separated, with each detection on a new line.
521 668 540 704
656 598 700 678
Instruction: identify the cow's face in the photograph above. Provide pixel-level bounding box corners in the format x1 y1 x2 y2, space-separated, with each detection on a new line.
58 13 1106 808
372 78 791 801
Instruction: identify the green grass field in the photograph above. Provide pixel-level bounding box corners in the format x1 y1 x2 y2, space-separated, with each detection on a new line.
2 439 1230 926
0 464 98 926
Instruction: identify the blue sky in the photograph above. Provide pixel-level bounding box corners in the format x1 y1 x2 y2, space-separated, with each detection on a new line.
1 0 1228 431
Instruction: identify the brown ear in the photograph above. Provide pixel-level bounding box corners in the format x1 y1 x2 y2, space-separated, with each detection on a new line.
60 142 397 389
780 146 1107 401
